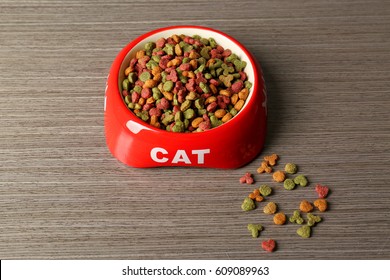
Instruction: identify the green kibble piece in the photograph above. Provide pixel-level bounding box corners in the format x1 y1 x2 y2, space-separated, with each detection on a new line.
122 79 130 90
182 57 190 64
297 225 311 238
215 67 224 77
307 213 322 227
162 114 174 126
259 184 272 197
133 85 142 93
193 34 201 40
186 91 198 101
139 71 151 82
184 119 190 129
127 102 135 109
294 175 308 187
284 179 296 190
208 58 223 70
221 63 235 75
128 72 137 84
134 103 142 110
245 81 252 89
173 94 179 106
199 82 210 93
247 224 263 238
172 121 184 132
232 73 241 79
210 115 222 128
241 197 256 212
146 60 158 70
174 111 183 122
144 41 155 51
152 55 161 62
194 64 205 74
210 69 216 77
152 87 162 100
209 37 217 48
124 95 131 104
200 47 210 59
163 43 174 55
182 43 193 53
195 98 204 109
230 108 238 116
204 73 212 79
200 38 209 45
289 210 304 224
198 108 207 115
140 111 149 121
180 100 191 112
233 59 247 72
180 76 188 84
183 108 195 120
285 163 298 174
226 53 238 63
197 57 206 65
163 80 174 92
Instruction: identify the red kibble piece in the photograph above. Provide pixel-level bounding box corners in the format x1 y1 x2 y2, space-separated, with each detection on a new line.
239 172 254 185
261 239 276 253
156 37 166 48
239 71 247 81
166 69 178 82
222 49 232 57
131 92 140 103
142 103 153 111
156 97 170 110
159 57 170 69
141 88 152 99
122 90 129 97
199 120 211 131
179 63 191 71
315 184 330 198
149 107 162 117
209 79 219 86
206 101 217 112
231 80 244 93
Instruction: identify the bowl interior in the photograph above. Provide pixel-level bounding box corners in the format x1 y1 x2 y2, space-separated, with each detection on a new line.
118 26 256 123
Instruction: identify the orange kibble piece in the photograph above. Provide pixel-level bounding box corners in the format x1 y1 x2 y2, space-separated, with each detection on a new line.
299 200 314 213
273 212 287 225
264 154 279 166
314 199 328 212
248 189 264 202
257 161 272 174
272 171 286 182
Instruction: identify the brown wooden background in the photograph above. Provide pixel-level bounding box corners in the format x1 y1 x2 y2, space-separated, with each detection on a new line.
1 0 389 259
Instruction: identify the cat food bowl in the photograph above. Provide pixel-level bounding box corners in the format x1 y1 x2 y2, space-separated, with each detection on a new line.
104 25 267 168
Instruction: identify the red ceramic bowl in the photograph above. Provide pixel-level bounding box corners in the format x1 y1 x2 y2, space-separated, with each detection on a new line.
104 26 267 168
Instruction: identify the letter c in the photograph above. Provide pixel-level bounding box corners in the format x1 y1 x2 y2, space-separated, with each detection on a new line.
150 147 168 163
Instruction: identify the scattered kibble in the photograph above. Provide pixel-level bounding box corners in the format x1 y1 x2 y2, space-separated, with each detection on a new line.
241 197 256 211
272 170 286 182
247 224 263 238
240 154 331 250
264 154 279 166
294 175 308 187
248 189 264 202
283 178 296 190
261 239 276 252
121 34 252 133
299 200 314 213
289 210 304 224
297 225 311 238
314 199 328 212
273 212 287 225
307 213 322 227
257 161 272 173
284 163 297 174
239 172 254 184
315 184 329 198
259 184 272 197
263 202 278 215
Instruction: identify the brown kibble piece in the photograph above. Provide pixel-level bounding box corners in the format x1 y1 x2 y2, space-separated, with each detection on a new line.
263 202 278 215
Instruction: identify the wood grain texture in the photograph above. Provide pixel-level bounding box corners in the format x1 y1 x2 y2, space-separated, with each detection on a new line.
0 0 389 259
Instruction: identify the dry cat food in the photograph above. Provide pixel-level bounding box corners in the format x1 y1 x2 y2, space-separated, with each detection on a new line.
247 223 263 238
240 172 254 184
261 239 276 252
121 34 252 132
240 153 332 251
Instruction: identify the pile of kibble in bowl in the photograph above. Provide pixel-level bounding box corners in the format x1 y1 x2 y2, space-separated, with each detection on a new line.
121 34 252 133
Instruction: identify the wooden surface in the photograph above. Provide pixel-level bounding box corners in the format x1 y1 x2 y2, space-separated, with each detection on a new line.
1 0 389 260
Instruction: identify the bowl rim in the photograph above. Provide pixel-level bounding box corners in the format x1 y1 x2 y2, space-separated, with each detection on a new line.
113 25 260 137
